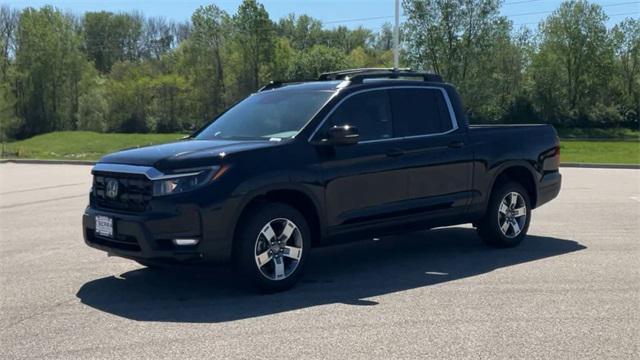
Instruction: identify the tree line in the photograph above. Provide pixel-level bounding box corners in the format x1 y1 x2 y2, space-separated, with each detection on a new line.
0 0 638 140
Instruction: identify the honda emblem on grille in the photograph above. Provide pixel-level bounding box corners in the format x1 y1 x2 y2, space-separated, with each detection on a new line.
105 179 119 199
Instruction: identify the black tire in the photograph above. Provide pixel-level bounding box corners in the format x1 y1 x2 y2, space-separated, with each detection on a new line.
234 202 311 293
477 181 532 248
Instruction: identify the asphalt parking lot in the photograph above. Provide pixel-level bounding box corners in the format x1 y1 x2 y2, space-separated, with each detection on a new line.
0 164 638 359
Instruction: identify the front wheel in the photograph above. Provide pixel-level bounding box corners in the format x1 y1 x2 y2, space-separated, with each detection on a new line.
477 181 532 247
234 203 311 292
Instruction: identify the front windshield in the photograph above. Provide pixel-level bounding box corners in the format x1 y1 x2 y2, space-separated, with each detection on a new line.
195 90 334 141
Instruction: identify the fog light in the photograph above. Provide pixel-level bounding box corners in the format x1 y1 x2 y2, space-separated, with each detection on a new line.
172 238 199 246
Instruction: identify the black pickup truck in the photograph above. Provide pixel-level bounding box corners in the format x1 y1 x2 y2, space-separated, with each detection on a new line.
83 68 561 292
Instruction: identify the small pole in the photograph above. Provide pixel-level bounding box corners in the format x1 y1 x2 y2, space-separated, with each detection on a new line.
0 118 4 158
393 0 400 69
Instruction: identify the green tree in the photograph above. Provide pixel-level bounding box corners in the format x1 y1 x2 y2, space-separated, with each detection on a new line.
346 45 392 68
531 0 613 126
324 26 373 54
403 0 524 122
403 0 503 82
172 4 233 127
77 73 108 132
270 37 295 80
105 61 152 132
141 16 174 60
1 5 19 79
347 46 369 68
611 18 640 126
287 45 347 80
0 80 20 146
82 11 143 73
277 14 324 51
13 6 89 137
468 19 531 122
0 6 19 144
149 73 188 132
101 55 191 133
232 0 274 92
375 23 394 51
189 4 229 111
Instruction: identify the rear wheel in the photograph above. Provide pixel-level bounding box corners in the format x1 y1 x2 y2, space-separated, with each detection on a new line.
234 203 310 292
477 181 531 247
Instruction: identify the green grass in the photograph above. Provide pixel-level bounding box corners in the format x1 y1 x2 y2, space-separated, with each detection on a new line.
560 140 640 164
2 131 639 165
556 127 639 139
2 131 185 160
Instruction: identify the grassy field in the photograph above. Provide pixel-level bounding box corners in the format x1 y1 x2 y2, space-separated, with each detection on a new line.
1 131 185 160
560 140 639 164
555 127 639 139
2 131 639 164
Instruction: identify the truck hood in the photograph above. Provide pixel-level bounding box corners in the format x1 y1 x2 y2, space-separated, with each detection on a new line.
98 139 277 170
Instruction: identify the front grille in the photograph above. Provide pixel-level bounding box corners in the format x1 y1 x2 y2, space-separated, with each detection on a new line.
93 172 152 212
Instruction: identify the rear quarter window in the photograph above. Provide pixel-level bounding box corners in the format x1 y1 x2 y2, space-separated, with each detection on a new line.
390 88 453 137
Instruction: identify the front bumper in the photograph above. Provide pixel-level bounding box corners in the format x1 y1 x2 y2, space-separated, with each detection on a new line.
83 206 206 263
83 193 239 264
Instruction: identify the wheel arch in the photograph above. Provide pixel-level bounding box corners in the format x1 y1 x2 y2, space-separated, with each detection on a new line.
489 163 539 208
231 185 325 253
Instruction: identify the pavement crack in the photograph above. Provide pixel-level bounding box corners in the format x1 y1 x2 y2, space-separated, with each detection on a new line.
0 298 76 332
0 182 86 195
0 194 87 210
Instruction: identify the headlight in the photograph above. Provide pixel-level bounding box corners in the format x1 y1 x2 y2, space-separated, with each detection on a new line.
152 167 219 196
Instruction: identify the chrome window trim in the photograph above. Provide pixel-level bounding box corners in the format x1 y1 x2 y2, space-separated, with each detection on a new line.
307 85 459 143
91 163 203 180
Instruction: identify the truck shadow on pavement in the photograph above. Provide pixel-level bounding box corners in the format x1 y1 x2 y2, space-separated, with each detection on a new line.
76 227 585 323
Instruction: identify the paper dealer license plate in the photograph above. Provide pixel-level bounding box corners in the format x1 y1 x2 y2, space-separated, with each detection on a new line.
95 215 113 238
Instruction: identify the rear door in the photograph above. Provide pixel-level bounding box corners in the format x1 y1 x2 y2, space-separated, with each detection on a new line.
313 89 410 227
389 87 474 214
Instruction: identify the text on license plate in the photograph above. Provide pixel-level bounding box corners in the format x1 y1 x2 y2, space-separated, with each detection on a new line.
95 215 113 238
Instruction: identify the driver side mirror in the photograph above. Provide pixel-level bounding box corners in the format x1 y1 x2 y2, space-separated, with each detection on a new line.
325 125 359 146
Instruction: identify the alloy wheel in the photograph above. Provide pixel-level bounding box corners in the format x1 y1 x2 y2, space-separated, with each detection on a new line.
254 218 303 281
498 191 527 238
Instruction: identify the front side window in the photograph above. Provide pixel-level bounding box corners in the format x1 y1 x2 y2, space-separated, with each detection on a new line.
324 90 393 141
196 90 334 141
390 88 453 137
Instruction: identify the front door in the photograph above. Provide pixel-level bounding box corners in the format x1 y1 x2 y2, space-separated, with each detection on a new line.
313 89 410 227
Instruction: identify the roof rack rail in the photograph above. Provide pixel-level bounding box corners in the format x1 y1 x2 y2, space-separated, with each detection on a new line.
258 81 284 92
318 68 443 83
318 68 411 81
258 78 322 92
258 68 443 92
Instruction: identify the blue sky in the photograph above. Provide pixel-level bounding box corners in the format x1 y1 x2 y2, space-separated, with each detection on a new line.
4 0 639 30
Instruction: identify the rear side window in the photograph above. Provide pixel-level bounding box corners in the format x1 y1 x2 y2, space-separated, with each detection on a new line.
390 88 453 137
325 90 393 141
